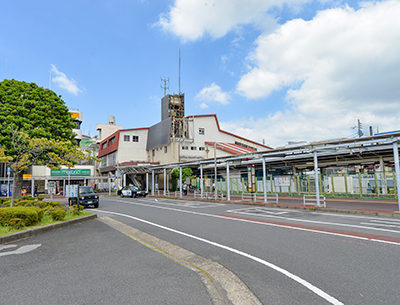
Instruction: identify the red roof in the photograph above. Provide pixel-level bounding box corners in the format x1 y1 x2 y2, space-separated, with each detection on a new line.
205 142 257 155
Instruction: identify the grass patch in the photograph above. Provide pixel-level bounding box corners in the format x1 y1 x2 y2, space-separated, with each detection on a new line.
0 210 92 237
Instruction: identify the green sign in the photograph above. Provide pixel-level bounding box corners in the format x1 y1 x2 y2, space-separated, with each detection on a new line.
51 169 91 176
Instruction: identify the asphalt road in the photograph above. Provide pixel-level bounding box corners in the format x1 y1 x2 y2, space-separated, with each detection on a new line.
2 196 400 304
0 216 212 305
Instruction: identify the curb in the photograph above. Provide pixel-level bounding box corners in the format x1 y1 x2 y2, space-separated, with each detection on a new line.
0 214 97 245
99 216 262 305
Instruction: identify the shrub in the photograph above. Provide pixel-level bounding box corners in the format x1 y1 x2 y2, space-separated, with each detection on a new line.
34 201 47 209
34 207 45 221
15 199 35 207
24 196 34 201
37 196 45 201
0 198 11 207
50 209 66 221
9 218 25 229
0 207 39 226
68 206 81 216
47 201 65 209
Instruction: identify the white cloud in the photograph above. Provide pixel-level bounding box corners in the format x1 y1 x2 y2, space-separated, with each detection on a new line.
195 83 231 108
157 0 309 41
230 0 400 147
50 64 82 95
200 102 209 109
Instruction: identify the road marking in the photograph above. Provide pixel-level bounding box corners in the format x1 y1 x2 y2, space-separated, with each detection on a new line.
149 198 225 208
360 222 400 229
227 208 400 235
96 209 344 305
103 198 400 244
0 244 41 257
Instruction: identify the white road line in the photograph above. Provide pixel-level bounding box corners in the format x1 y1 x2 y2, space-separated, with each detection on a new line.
0 244 41 257
106 198 400 244
369 219 400 224
96 209 344 305
226 209 400 235
360 222 400 229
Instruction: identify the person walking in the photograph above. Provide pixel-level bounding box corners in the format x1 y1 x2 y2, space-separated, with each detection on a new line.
183 183 187 195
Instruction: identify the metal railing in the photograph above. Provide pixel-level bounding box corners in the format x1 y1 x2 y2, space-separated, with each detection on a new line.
303 194 326 208
265 193 279 204
242 193 257 202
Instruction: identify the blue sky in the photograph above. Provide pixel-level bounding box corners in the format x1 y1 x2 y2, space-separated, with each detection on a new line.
1 0 400 147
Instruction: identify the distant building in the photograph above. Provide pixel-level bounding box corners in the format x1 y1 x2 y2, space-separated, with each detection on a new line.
97 94 272 188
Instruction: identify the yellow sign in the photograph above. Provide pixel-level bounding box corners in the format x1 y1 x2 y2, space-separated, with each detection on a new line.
23 174 32 179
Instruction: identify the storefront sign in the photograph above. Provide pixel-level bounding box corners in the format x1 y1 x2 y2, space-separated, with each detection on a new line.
51 169 91 176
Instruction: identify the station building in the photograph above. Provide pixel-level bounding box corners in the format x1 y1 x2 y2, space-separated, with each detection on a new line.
96 93 272 189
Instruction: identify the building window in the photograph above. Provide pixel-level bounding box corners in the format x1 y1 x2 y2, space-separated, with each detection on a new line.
133 135 139 142
164 146 167 153
109 137 115 145
101 156 107 167
191 146 197 150
124 135 130 141
182 146 188 150
199 147 205 151
152 149 155 157
102 142 107 149
199 128 205 135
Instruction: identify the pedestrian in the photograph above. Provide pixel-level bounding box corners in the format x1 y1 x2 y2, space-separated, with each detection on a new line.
34 185 38 197
183 183 187 195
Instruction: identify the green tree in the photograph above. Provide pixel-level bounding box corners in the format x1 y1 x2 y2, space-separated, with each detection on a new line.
0 79 94 206
169 167 194 191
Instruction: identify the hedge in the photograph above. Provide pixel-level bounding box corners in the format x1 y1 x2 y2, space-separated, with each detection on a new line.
0 207 39 226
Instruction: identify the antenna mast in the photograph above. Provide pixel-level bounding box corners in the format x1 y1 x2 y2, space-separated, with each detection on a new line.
160 77 170 96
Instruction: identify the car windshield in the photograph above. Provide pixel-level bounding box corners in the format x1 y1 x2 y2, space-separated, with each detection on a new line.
128 186 140 191
80 187 93 194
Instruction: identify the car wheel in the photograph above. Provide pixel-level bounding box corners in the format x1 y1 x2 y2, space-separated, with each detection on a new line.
93 203 99 208
134 193 138 198
143 194 147 198
120 193 124 198
131 193 134 198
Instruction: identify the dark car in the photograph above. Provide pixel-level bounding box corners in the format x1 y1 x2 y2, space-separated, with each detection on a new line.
68 186 99 208
120 185 148 198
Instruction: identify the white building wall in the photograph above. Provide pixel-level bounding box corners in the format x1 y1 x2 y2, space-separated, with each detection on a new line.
118 129 149 163
96 123 123 143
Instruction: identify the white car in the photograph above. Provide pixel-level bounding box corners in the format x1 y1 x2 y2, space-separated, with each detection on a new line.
119 186 148 198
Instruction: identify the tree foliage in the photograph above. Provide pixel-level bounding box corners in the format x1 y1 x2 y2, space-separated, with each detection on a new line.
0 79 93 205
170 167 194 191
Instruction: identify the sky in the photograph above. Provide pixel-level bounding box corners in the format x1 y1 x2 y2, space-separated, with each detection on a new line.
1 0 400 148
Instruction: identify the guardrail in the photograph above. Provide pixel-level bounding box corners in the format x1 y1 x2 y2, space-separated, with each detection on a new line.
242 193 257 202
303 195 326 208
154 190 170 196
265 193 279 204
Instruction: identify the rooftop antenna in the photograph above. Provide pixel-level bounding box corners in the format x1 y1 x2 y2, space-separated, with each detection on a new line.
160 77 170 96
179 49 181 95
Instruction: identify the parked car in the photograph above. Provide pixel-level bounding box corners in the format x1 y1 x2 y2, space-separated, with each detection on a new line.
119 185 148 198
68 186 99 208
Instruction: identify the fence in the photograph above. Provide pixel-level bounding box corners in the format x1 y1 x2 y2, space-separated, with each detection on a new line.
197 171 397 199
303 195 326 208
